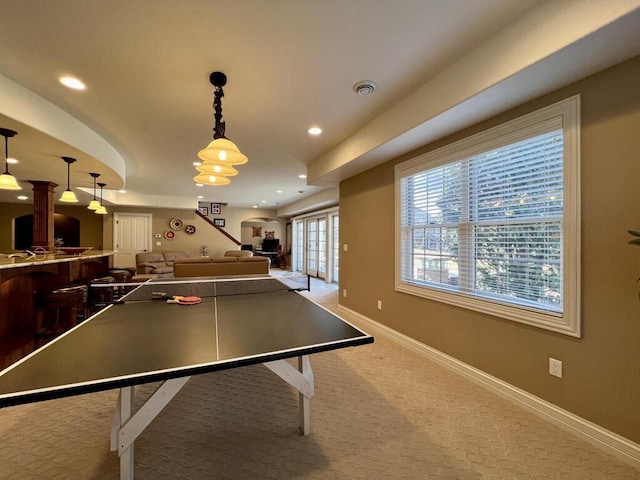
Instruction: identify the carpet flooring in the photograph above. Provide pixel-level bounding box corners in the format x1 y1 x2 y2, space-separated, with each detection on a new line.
0 273 638 479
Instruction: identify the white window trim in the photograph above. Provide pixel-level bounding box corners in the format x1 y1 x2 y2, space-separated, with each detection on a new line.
395 96 581 337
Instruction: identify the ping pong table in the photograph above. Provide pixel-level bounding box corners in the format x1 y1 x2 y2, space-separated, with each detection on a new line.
0 274 373 479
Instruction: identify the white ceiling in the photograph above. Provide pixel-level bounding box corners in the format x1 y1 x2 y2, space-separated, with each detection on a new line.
0 1 639 215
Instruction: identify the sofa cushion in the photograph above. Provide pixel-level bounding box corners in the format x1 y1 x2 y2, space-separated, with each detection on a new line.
136 252 168 274
175 256 212 264
137 252 166 264
224 250 253 258
163 251 188 265
211 256 238 263
239 256 269 263
152 266 174 274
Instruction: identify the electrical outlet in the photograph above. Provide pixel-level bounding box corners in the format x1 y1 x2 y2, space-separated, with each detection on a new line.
377 300 382 310
343 244 349 252
343 289 347 298
549 358 563 378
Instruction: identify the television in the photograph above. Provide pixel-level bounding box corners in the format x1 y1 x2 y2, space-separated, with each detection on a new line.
262 239 279 252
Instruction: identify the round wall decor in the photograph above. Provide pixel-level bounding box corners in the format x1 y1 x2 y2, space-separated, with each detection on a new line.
164 230 175 240
169 218 183 230
185 225 196 234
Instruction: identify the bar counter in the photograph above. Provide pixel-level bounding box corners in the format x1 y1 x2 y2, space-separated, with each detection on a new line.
0 250 114 270
0 250 115 369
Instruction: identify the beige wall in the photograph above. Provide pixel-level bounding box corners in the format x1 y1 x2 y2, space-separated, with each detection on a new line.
1 197 287 260
0 203 104 252
340 55 640 443
100 205 288 259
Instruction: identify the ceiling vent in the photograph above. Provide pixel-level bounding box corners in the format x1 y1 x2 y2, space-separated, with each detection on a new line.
353 80 377 96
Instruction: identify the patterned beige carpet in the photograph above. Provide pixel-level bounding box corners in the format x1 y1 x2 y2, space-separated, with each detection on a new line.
0 274 638 479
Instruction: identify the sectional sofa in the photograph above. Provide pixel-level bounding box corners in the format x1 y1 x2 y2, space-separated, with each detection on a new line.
173 250 269 277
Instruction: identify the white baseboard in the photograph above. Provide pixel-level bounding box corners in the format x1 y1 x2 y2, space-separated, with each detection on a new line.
338 305 640 468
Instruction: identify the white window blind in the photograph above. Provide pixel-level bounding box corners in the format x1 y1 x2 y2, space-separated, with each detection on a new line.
395 96 581 336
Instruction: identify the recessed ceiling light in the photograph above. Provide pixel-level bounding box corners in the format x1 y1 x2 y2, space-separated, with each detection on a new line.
276 190 283 194
195 183 203 187
197 195 204 199
252 205 258 208
6 158 18 164
308 127 322 135
17 195 28 201
59 76 86 90
193 161 202 166
298 174 307 179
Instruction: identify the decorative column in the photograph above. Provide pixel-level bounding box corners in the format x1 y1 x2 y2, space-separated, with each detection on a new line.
30 181 57 251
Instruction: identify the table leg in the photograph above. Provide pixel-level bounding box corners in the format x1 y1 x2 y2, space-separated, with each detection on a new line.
263 355 314 435
298 356 313 435
119 386 135 480
111 377 191 479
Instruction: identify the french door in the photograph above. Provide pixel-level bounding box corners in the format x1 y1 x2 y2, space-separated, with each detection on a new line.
303 216 327 279
293 209 338 283
306 218 323 278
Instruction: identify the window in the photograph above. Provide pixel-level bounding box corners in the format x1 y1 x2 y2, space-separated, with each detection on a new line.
395 96 580 337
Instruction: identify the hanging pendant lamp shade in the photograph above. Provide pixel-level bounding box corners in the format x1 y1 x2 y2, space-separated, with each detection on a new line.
0 128 21 190
193 173 231 186
59 190 78 202
196 161 238 176
59 156 78 203
0 172 21 190
95 182 107 214
197 138 247 166
87 172 101 210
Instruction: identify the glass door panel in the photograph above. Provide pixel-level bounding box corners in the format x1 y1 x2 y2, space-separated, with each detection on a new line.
306 219 318 276
317 218 327 279
332 214 339 282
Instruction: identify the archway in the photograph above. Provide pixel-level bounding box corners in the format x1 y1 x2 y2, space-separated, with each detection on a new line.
240 217 283 252
14 213 80 250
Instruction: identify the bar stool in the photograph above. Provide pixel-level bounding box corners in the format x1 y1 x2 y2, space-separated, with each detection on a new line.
34 286 87 339
107 269 132 299
89 275 116 312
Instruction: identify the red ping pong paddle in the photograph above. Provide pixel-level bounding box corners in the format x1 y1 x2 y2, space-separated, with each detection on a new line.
177 296 202 305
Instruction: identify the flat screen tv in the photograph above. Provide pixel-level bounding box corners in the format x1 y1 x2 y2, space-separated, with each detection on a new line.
262 239 279 252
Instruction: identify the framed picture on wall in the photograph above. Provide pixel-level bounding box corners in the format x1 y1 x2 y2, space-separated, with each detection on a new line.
211 203 221 214
213 218 225 227
198 207 208 216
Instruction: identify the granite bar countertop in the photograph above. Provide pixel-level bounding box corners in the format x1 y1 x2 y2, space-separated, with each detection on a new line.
0 250 115 270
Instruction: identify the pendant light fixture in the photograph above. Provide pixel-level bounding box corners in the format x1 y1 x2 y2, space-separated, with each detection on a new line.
59 156 79 202
87 172 101 210
193 172 232 185
195 162 238 177
0 128 21 190
95 182 107 215
195 71 247 186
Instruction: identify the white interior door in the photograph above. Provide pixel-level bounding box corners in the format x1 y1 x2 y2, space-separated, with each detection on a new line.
113 213 152 268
